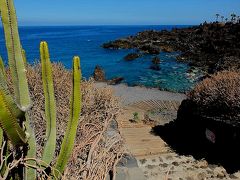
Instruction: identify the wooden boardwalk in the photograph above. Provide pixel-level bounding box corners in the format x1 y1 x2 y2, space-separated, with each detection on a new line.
117 100 180 157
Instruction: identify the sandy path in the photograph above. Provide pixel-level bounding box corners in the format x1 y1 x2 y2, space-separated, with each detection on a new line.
95 83 186 106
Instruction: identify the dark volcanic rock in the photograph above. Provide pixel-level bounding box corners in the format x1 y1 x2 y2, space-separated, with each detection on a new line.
93 65 124 85
160 45 174 53
93 65 105 81
124 53 141 61
108 77 124 85
150 64 160 71
139 44 160 54
150 57 161 71
102 39 133 49
103 22 240 72
152 56 160 64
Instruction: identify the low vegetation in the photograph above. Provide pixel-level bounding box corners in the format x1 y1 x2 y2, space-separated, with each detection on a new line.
132 112 140 122
188 71 240 122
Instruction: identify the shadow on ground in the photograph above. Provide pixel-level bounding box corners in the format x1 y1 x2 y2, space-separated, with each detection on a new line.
151 100 240 174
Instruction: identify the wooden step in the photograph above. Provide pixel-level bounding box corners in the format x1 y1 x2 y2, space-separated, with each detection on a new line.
118 100 179 157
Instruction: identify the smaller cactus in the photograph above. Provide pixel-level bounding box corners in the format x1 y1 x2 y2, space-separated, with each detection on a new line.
40 41 57 165
55 56 82 176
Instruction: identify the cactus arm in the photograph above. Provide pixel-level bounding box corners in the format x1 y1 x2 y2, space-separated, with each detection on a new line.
24 114 37 180
0 0 31 111
55 56 82 175
0 67 24 120
40 41 56 164
0 69 25 145
0 90 27 146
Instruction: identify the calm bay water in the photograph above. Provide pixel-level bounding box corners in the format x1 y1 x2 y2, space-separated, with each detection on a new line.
0 25 200 92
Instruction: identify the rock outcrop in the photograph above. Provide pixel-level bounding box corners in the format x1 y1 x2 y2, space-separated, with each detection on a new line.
124 53 141 61
93 65 105 81
152 56 160 64
103 22 240 73
108 77 124 85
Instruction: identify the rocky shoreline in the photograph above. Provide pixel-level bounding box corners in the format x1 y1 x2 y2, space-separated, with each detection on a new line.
103 22 240 73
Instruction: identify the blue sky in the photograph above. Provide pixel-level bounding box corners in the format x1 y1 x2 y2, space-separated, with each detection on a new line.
13 0 240 25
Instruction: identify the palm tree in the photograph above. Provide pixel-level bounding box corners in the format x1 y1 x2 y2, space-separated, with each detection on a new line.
221 16 224 22
225 18 228 22
231 13 236 22
215 14 220 22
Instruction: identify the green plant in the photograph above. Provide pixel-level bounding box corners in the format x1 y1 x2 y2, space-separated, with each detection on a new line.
40 41 57 165
133 112 139 122
55 56 82 176
0 0 82 179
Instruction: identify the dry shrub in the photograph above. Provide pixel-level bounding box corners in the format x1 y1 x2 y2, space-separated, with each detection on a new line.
7 63 124 179
188 71 240 122
26 63 73 156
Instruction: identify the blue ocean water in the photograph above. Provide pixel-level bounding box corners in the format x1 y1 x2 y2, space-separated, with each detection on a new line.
0 25 200 92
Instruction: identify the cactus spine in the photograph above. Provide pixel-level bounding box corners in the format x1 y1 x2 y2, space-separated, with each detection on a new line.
40 41 57 165
55 56 82 175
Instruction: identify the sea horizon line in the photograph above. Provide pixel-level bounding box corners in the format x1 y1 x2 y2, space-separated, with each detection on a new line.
0 24 196 28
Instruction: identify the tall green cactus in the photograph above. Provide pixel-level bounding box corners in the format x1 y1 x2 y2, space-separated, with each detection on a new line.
55 56 82 175
0 0 31 111
0 0 36 179
0 0 83 178
40 41 57 165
